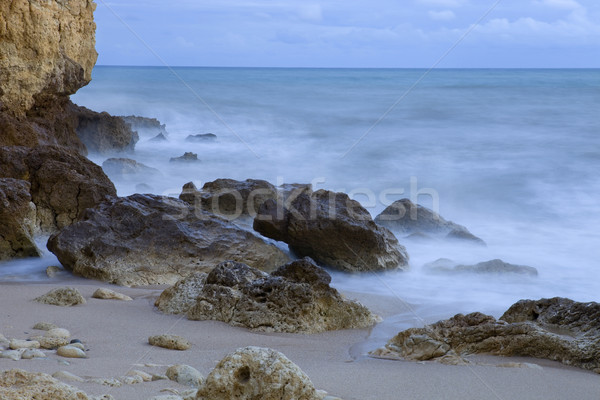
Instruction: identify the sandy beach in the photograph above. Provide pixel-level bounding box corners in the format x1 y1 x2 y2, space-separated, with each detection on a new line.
1 277 599 400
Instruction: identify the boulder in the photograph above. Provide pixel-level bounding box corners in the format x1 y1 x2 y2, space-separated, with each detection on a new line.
185 133 216 142
34 287 86 307
374 199 485 246
47 194 289 286
0 178 41 260
121 115 168 138
156 258 379 333
0 146 116 232
374 297 600 371
170 152 199 163
101 158 160 179
180 179 278 222
423 258 538 276
0 369 93 400
74 105 139 154
196 347 320 400
254 188 408 272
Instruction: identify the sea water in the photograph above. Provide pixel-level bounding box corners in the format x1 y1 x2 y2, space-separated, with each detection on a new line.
6 67 600 345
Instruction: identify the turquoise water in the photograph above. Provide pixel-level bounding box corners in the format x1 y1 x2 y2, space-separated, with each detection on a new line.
21 67 600 332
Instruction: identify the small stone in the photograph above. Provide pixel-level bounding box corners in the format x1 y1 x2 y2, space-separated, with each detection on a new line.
46 265 63 278
151 374 168 381
127 370 152 382
36 336 70 350
33 322 59 331
148 334 191 351
9 339 40 350
52 371 85 382
119 375 144 385
92 288 133 301
1 349 24 360
46 328 71 339
57 345 86 358
90 395 115 400
21 349 47 359
165 364 203 388
87 378 122 387
147 396 183 400
34 287 86 306
69 342 85 351
70 339 81 344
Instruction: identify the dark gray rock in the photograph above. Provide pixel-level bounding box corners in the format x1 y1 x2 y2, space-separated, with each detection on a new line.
74 105 139 154
185 133 216 142
423 258 538 276
101 158 160 179
374 199 485 246
170 152 199 163
254 188 408 272
47 194 289 286
121 115 168 138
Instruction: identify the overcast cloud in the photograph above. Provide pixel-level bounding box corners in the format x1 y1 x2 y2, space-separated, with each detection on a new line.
94 0 600 67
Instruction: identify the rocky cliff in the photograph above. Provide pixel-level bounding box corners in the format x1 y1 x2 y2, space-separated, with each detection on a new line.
0 0 97 116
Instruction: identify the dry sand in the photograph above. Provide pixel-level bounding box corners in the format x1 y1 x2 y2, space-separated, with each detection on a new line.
1 277 599 400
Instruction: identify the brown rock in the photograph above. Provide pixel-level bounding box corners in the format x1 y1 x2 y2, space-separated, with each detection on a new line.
74 106 139 154
0 178 41 260
0 369 92 399
374 198 485 246
196 346 320 400
0 146 116 232
254 188 408 272
148 335 191 351
34 287 86 307
376 297 600 371
157 258 379 333
47 194 289 286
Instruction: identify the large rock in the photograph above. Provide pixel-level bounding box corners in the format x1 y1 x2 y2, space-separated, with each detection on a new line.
0 146 117 232
0 0 97 117
121 115 168 138
73 105 139 154
180 179 278 222
374 199 485 245
156 258 379 333
0 369 93 399
423 258 538 276
254 188 408 272
0 178 41 260
101 158 160 179
47 194 290 286
196 347 321 400
374 297 600 371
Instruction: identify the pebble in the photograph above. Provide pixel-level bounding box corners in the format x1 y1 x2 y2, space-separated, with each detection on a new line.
33 322 59 331
52 370 85 382
57 345 86 358
87 377 122 387
69 342 85 351
165 364 203 388
36 336 70 350
119 375 144 385
1 349 25 361
92 288 133 301
9 339 40 350
46 328 71 339
148 335 191 351
21 349 47 359
127 370 153 382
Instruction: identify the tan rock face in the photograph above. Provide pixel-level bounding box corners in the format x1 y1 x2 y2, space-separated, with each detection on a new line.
196 347 320 400
0 0 97 116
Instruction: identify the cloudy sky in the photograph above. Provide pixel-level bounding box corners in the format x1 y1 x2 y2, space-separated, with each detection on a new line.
94 0 600 67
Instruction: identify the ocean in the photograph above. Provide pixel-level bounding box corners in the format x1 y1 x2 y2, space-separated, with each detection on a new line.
6 67 600 349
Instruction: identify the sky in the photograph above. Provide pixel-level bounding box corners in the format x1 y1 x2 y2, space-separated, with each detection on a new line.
94 0 600 68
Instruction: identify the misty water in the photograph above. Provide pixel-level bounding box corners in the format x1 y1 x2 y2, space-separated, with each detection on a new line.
6 67 600 351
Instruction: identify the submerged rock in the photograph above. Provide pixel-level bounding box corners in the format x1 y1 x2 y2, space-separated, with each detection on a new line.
374 199 485 246
374 297 600 371
149 133 168 142
0 178 41 260
170 152 200 163
185 133 217 142
196 347 321 400
423 258 538 276
254 188 408 272
47 194 289 286
156 258 379 333
101 158 160 179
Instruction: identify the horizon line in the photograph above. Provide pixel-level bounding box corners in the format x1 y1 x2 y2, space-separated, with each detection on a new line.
94 65 600 70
